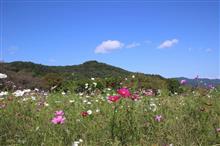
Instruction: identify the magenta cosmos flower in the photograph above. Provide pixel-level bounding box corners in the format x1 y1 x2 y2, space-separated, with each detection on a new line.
108 95 121 102
180 79 187 85
55 110 64 116
51 115 65 124
155 115 163 122
117 88 131 97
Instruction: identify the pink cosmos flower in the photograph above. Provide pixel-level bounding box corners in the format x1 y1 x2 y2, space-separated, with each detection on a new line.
117 88 130 97
130 94 140 101
216 128 220 132
180 79 187 85
51 115 65 124
208 84 215 89
55 110 64 116
155 115 162 122
108 95 121 103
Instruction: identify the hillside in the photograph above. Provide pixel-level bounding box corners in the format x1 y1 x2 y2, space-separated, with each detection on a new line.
0 60 166 90
1 61 219 91
1 60 131 78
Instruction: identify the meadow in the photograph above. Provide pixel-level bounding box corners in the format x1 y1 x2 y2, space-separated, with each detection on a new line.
0 76 220 146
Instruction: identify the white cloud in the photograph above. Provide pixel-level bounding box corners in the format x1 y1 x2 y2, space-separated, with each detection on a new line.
158 39 179 49
125 42 140 48
94 40 124 54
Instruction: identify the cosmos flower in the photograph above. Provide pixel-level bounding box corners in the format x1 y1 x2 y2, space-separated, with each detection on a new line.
149 103 157 112
51 110 65 124
87 110 92 115
117 88 130 97
216 128 220 132
208 84 215 89
93 82 97 87
51 115 65 124
0 73 7 79
180 79 187 85
108 95 120 102
155 115 163 122
81 111 89 117
69 100 75 103
130 94 140 101
55 110 64 116
0 91 8 97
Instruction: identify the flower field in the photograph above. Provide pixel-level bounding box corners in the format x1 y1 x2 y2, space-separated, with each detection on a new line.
0 76 220 146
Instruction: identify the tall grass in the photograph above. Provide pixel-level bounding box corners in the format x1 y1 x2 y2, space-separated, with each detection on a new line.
0 88 220 146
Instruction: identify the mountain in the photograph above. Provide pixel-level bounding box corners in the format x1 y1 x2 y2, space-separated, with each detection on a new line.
1 60 219 91
1 60 131 78
175 77 220 87
0 60 165 90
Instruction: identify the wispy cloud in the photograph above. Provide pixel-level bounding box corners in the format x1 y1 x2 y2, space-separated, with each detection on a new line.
94 40 124 54
125 42 140 48
158 39 179 49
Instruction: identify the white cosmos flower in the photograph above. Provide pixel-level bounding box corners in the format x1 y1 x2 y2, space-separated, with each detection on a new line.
83 99 87 103
149 103 157 112
31 96 36 100
61 92 66 95
93 82 97 87
132 75 135 78
0 91 8 97
44 102 49 106
96 109 100 113
23 89 31 93
13 90 25 97
72 141 80 146
91 78 95 80
87 110 92 115
87 101 92 105
22 98 28 102
79 139 83 143
0 73 7 79
69 100 75 103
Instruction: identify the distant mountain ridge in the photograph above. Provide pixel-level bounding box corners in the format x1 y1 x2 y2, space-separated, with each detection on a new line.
175 77 220 87
0 60 219 90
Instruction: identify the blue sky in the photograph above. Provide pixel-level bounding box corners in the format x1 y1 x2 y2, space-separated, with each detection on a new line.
1 0 219 79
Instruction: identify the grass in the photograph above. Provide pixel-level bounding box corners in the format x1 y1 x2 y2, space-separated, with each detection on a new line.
0 86 220 146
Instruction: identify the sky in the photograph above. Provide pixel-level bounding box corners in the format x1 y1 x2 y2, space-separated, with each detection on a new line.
0 0 219 79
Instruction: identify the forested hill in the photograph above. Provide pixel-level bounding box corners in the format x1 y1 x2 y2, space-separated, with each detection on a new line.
0 60 165 90
1 60 219 91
